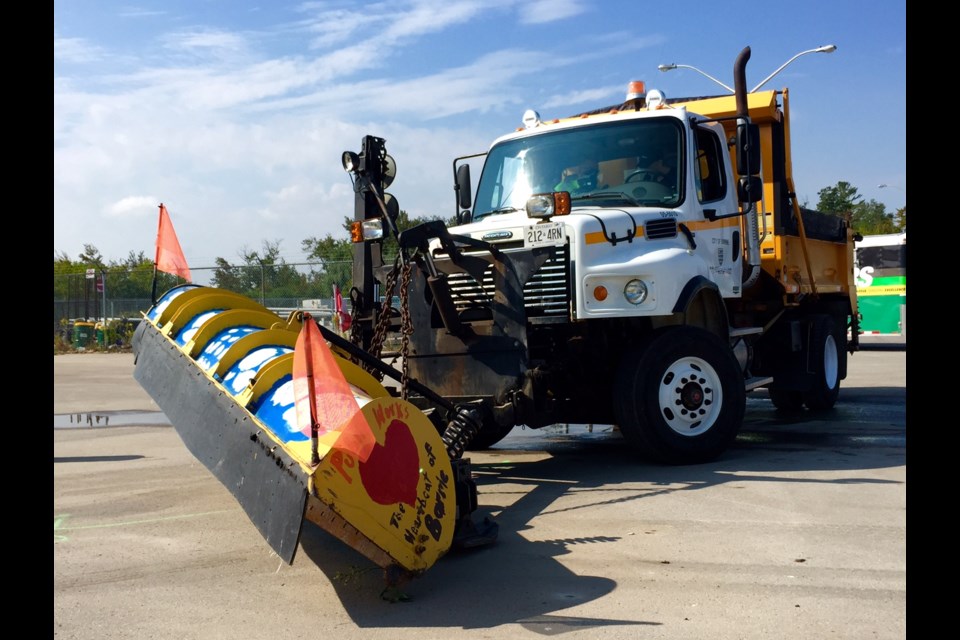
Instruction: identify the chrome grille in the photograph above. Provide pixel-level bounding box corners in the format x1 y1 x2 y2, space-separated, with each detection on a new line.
446 244 570 318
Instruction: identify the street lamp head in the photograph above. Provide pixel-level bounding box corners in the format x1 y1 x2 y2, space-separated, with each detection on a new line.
749 44 839 93
654 62 734 93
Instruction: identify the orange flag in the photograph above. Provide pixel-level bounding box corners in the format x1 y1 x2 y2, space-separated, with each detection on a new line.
155 203 192 281
292 314 375 462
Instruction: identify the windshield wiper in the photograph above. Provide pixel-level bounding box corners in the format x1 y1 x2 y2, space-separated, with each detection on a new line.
476 206 521 219
571 191 641 206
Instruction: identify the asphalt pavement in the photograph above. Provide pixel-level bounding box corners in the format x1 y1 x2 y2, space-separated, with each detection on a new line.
54 346 906 640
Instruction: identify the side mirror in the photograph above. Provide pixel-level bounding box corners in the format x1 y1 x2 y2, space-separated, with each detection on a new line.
738 176 763 203
456 164 472 209
736 122 761 176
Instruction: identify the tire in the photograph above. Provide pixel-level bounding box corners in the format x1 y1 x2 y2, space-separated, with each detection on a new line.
428 405 513 451
613 326 746 464
802 315 843 411
465 420 514 450
768 388 804 412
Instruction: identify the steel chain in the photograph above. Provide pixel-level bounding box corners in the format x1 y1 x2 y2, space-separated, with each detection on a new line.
364 255 402 381
348 289 363 362
399 260 414 401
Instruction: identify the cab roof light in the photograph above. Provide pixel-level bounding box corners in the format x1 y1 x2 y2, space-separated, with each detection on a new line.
625 81 645 101
522 109 542 129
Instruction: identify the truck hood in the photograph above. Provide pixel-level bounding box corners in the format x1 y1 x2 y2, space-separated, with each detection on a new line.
446 205 681 247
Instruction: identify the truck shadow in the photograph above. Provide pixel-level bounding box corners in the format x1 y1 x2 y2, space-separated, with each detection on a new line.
295 382 904 631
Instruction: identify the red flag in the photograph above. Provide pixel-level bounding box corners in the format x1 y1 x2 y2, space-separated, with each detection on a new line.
333 284 351 332
292 314 374 462
155 203 192 281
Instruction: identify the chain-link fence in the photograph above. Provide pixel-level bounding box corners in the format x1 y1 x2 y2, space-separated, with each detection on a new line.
53 262 354 351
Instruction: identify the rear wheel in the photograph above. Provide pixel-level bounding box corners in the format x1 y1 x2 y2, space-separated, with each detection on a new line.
802 315 843 411
613 326 746 464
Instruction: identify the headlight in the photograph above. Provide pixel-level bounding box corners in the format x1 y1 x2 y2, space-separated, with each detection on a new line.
342 151 359 173
362 219 384 240
351 218 384 243
526 192 571 219
624 279 648 305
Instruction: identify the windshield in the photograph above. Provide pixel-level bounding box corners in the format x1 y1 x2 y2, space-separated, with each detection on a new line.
473 119 683 220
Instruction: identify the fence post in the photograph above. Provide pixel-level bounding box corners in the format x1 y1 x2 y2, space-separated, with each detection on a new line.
101 269 107 325
259 261 265 305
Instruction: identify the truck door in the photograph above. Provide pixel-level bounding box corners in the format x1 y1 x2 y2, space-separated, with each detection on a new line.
693 124 741 297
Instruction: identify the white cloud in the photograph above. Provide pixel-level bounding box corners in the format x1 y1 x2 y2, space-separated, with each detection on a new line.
162 29 250 57
540 85 625 110
107 196 159 218
54 36 106 64
518 0 588 24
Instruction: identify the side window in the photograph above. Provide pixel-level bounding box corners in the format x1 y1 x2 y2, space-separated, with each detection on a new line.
694 127 726 203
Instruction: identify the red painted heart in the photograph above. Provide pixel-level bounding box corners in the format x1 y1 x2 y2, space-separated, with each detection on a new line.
358 419 420 507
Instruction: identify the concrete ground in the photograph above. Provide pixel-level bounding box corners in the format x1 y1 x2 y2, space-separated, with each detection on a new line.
54 346 906 640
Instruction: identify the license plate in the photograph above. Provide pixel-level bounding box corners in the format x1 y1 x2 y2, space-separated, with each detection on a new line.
524 221 566 248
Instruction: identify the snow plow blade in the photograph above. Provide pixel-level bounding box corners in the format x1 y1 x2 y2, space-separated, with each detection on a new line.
132 284 459 578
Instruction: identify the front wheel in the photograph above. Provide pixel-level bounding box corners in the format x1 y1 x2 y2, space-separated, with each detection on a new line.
464 420 514 450
613 326 746 464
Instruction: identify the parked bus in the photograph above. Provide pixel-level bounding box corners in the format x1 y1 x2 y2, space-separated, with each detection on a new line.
854 232 906 337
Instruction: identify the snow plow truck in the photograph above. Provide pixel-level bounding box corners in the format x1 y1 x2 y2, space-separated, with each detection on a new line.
132 46 860 588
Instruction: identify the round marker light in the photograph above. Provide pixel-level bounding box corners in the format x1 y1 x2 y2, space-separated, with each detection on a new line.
624 279 648 305
593 285 608 302
646 89 666 109
522 109 542 129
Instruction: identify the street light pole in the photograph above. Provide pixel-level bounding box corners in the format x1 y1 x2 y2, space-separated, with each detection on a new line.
657 63 734 93
750 45 837 93
658 45 837 95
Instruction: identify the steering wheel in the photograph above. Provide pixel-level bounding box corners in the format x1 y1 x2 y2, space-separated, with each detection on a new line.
625 170 656 183
629 180 673 201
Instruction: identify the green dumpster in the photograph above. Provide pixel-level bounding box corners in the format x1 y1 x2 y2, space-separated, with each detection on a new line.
95 322 105 346
73 321 96 348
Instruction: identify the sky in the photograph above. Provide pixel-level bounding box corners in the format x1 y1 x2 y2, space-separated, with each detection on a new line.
54 0 906 271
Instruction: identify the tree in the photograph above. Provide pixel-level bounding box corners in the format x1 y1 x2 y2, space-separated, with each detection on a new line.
849 199 896 236
816 181 862 218
815 181 901 235
209 256 247 293
53 245 108 316
210 240 306 304
54 245 162 322
106 251 157 306
300 209 457 299
302 233 354 298
892 206 907 232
